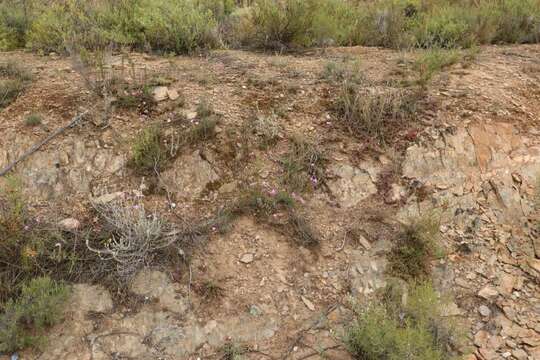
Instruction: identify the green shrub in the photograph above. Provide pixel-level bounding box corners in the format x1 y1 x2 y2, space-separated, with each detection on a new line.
353 0 417 49
0 277 69 353
25 3 70 53
0 1 28 50
136 0 218 54
415 5 476 48
0 62 32 108
247 0 317 48
490 0 540 43
24 113 42 126
388 215 441 281
414 47 463 85
345 281 461 360
131 125 166 171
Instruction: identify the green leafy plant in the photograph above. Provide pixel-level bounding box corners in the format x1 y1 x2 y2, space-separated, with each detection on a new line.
388 215 441 281
0 277 69 353
0 62 32 108
345 281 463 360
131 125 166 172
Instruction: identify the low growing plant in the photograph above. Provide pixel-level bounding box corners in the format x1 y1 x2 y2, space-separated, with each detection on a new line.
131 125 166 172
388 215 441 281
0 62 32 108
345 281 463 360
0 277 69 353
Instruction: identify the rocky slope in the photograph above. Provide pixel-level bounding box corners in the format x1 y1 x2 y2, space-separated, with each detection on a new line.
0 45 539 359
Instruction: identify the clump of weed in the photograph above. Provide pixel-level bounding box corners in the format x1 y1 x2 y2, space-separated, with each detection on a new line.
322 59 364 84
196 280 224 303
388 216 441 281
234 188 295 218
231 188 320 247
280 135 326 193
0 178 76 303
221 341 247 360
196 97 214 119
345 281 464 360
24 113 42 126
0 62 32 108
186 116 218 144
336 82 419 145
73 50 157 114
0 277 69 353
130 125 166 172
246 113 281 149
414 48 471 86
0 62 32 81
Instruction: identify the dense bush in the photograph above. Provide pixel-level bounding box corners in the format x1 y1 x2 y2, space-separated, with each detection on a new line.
345 281 462 360
0 277 69 353
0 1 540 53
0 2 28 50
388 215 441 280
130 125 166 172
136 0 218 54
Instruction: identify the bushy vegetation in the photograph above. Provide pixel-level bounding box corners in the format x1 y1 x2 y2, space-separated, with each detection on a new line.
0 0 539 54
130 125 166 172
336 82 420 145
388 215 441 281
0 277 69 353
345 281 463 360
0 61 32 108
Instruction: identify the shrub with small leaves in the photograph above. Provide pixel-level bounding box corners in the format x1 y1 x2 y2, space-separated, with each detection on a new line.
0 277 69 353
131 125 166 172
388 215 441 281
345 281 463 360
0 62 32 109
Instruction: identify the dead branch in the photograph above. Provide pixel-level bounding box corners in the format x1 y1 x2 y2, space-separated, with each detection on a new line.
0 110 88 177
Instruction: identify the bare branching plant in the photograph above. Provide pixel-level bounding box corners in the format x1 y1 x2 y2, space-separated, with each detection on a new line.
86 199 184 281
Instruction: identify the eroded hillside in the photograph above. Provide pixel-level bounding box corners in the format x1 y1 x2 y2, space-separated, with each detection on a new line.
0 44 539 359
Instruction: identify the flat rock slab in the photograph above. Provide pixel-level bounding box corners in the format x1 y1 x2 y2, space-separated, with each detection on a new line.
327 162 379 208
160 150 219 200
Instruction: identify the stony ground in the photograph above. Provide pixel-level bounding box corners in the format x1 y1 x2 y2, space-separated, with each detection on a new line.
0 44 539 359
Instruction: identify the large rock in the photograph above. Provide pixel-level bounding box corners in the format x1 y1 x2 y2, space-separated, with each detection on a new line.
70 284 114 316
131 269 187 314
0 135 126 201
327 162 380 207
160 150 219 200
400 123 540 223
